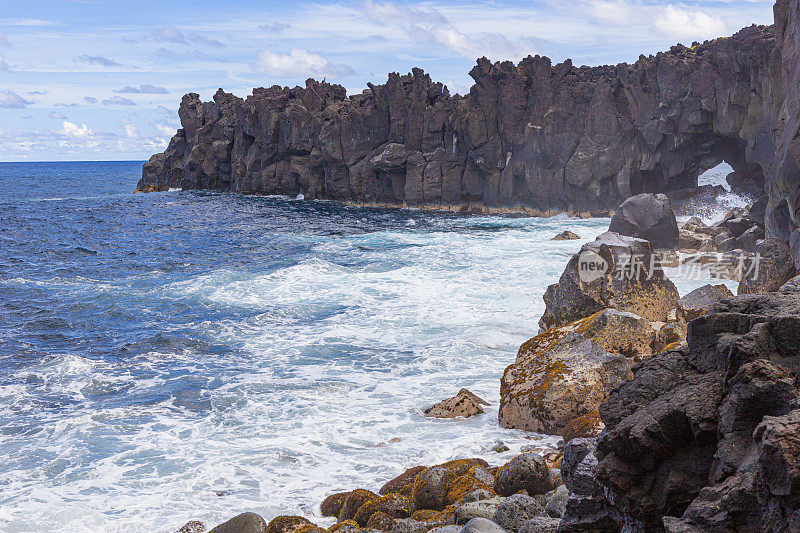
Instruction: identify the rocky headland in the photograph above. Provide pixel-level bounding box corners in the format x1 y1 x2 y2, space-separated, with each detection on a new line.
163 0 800 531
140 0 798 237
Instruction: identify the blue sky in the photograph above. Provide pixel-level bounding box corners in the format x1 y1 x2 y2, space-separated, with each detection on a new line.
0 0 775 162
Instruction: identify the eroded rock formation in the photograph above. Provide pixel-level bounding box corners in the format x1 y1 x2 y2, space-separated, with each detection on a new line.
139 21 784 218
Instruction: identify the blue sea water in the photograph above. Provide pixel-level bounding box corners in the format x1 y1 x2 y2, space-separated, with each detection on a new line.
0 161 742 532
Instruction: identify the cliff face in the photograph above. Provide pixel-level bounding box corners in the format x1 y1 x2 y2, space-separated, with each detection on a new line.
139 22 782 216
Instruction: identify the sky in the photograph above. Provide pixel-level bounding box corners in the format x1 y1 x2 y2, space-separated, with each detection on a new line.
0 0 777 162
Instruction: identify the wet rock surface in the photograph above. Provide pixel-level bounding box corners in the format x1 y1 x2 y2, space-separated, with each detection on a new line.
425 389 489 419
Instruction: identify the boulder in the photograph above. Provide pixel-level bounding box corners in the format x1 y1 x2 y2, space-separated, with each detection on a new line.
653 321 686 352
380 466 426 496
459 518 505 533
178 521 206 533
390 519 433 533
552 231 580 241
339 490 380 521
499 326 633 434
543 485 569 518
210 513 268 533
468 467 495 488
424 389 489 419
492 494 547 532
517 517 560 533
411 467 457 511
574 308 654 357
539 232 679 330
738 238 798 294
446 475 494 506
494 453 554 497
736 224 764 252
354 493 411 526
608 193 679 250
321 492 350 517
454 498 503 525
676 284 733 321
367 512 397 532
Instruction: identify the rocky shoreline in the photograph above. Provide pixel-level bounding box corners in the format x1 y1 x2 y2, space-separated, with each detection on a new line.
160 0 800 531
176 189 799 533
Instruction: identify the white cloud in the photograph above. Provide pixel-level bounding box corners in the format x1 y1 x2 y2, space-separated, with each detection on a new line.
155 124 176 136
152 26 224 48
654 6 727 40
255 49 355 78
0 27 8 71
154 105 174 115
102 96 136 106
59 121 92 137
0 90 33 108
116 84 168 94
78 54 123 67
49 111 67 119
123 116 139 139
584 0 641 26
0 119 3 136
360 0 447 26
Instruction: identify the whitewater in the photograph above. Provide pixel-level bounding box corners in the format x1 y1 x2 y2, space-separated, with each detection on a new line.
0 161 747 532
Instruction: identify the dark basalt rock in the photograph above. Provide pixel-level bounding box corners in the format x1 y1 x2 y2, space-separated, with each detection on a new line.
608 194 679 250
590 293 800 532
138 22 786 219
738 237 798 294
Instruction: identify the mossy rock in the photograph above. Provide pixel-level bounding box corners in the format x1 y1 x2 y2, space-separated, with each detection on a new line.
379 466 426 496
409 510 440 522
321 492 351 517
267 516 312 533
293 525 326 533
365 511 395 532
495 453 555 497
327 520 358 533
562 410 604 442
445 475 493 506
411 467 457 511
352 493 410 526
466 465 495 487
435 458 489 478
338 489 379 522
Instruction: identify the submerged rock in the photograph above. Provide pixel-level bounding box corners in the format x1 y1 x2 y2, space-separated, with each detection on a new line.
551 231 580 241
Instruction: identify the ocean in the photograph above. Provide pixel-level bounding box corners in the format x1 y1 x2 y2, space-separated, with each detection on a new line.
0 161 745 532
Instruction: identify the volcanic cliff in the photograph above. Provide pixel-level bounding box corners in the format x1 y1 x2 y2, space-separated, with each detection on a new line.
138 9 797 222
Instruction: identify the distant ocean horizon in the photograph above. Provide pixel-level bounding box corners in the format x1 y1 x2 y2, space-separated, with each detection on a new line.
0 160 744 532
